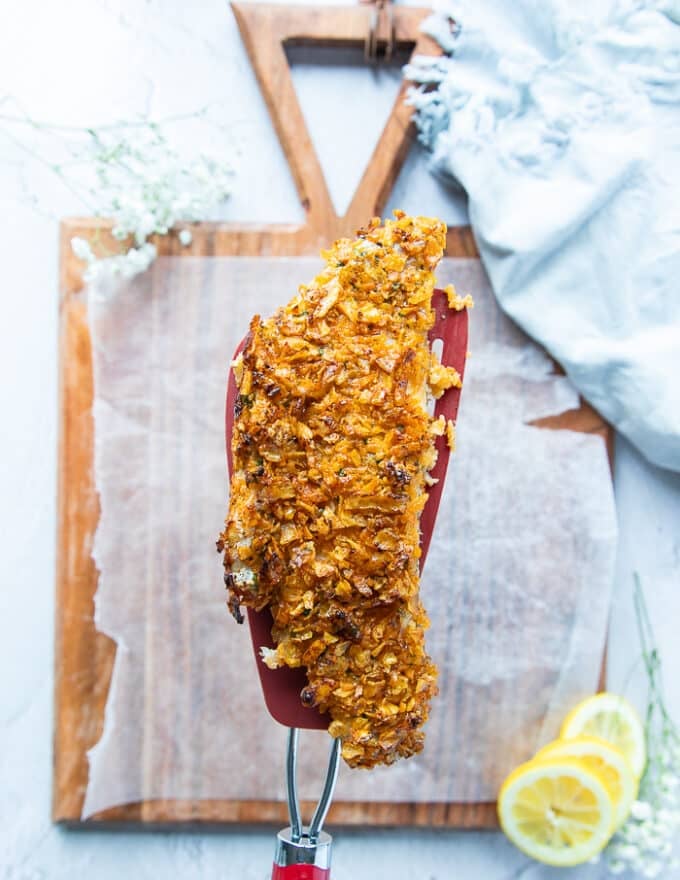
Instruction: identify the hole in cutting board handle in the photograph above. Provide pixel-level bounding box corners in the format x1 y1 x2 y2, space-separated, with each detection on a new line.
283 42 413 218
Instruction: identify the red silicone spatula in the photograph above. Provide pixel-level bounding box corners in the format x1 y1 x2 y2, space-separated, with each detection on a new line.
225 290 468 879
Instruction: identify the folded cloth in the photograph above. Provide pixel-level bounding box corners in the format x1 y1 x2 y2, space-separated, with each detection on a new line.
406 0 680 471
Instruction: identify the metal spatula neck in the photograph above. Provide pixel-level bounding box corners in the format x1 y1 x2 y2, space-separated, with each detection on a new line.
274 828 332 869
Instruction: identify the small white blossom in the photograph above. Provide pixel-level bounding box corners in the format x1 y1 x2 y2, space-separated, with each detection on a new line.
82 261 106 285
83 242 158 285
637 826 656 847
656 807 674 825
603 580 680 876
71 236 95 263
63 118 232 283
631 800 654 821
618 844 640 860
135 211 157 243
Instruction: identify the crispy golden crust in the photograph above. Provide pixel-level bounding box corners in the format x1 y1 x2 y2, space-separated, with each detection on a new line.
218 212 460 768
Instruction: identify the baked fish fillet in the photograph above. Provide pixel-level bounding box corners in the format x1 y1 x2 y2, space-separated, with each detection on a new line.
218 212 463 769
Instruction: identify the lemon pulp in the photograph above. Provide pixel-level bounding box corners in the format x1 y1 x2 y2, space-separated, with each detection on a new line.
535 735 638 828
498 757 615 867
561 693 647 778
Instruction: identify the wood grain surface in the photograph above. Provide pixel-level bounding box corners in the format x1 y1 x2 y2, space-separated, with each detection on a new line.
53 2 611 829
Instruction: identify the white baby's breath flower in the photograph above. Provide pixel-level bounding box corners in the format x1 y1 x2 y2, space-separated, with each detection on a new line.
603 580 680 877
620 821 641 843
617 843 641 861
638 825 656 846
123 242 156 276
82 242 158 286
135 211 157 243
631 800 653 821
71 236 95 263
658 813 674 831
63 117 233 284
82 264 97 284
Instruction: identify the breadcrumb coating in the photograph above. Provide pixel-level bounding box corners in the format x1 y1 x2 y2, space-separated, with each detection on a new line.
218 212 461 768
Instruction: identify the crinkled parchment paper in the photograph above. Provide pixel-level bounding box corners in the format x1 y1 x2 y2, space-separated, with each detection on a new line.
82 256 617 817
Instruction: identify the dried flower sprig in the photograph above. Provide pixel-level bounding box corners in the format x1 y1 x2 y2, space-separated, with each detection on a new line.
70 122 232 282
606 576 680 877
0 99 233 282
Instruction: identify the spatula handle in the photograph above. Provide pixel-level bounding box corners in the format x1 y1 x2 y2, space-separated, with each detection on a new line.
272 828 332 880
271 865 330 879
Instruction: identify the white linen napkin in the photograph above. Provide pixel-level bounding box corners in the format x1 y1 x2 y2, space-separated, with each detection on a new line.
406 0 680 471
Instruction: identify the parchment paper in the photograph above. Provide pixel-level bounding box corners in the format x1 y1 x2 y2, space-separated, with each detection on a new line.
82 256 617 818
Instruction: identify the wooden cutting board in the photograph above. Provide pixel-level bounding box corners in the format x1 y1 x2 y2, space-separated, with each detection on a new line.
53 3 612 828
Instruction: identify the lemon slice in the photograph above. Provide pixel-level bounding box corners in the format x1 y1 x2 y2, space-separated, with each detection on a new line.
560 693 647 779
498 758 615 866
535 736 638 829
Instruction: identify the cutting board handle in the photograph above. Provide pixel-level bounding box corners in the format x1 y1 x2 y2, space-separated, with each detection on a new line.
230 2 439 244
